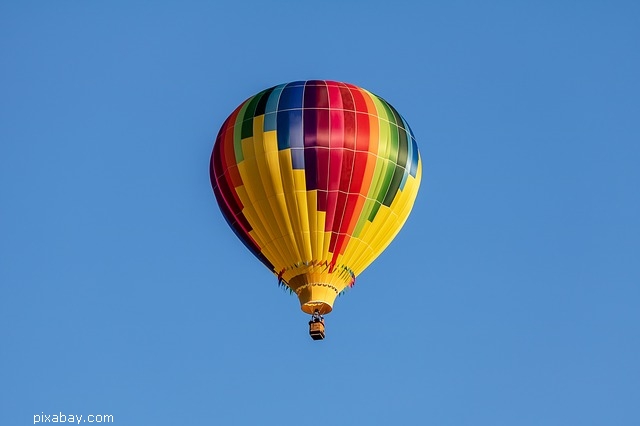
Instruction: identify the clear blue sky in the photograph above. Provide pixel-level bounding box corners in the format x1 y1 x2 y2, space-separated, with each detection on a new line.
2 1 639 425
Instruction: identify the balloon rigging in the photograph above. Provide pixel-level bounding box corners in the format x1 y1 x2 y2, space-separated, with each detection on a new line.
210 80 421 340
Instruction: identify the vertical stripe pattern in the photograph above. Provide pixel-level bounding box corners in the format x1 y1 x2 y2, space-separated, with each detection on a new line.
210 80 422 313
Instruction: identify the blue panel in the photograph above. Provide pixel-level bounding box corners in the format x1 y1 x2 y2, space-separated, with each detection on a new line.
409 137 419 177
276 110 302 151
399 166 409 190
265 85 284 117
291 148 305 170
287 110 303 148
264 112 277 132
400 116 416 139
278 83 304 111
276 111 291 150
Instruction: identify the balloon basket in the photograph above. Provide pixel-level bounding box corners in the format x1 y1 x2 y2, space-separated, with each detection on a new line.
309 320 325 340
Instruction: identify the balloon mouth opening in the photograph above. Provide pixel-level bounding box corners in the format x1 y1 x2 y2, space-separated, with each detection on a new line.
301 301 333 315
288 273 343 315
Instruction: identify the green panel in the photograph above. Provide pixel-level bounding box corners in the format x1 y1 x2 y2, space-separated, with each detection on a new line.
241 92 263 139
233 101 251 164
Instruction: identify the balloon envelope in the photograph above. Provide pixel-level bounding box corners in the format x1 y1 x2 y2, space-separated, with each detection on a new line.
211 80 421 314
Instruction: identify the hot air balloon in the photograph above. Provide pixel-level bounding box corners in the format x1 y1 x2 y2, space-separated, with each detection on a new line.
210 80 421 339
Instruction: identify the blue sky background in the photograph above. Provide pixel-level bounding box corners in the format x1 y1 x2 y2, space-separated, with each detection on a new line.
2 1 639 425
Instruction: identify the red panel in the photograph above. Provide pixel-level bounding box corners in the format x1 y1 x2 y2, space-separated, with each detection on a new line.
333 232 348 258
325 148 343 233
220 123 240 184
343 193 367 238
226 165 243 212
355 112 372 153
315 147 330 193
342 108 356 151
328 148 343 190
324 190 339 232
350 151 369 195
316 107 330 148
317 189 328 213
329 226 339 251
348 85 369 114
327 83 344 110
329 189 349 253
339 84 355 112
339 149 355 189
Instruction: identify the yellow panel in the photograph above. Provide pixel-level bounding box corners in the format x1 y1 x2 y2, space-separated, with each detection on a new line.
316 210 327 261
234 184 266 242
263 130 278 152
253 125 290 244
306 190 319 260
264 151 284 194
295 191 312 260
292 169 306 192
238 159 278 241
238 152 299 270
277 150 303 263
270 193 297 267
348 167 422 274
292 169 312 260
248 230 281 268
235 185 288 268
364 205 393 254
253 123 301 271
341 220 372 268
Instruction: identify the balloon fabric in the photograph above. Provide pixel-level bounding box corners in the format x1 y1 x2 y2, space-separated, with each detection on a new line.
210 80 421 314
